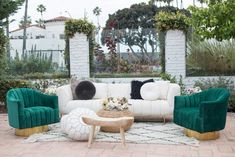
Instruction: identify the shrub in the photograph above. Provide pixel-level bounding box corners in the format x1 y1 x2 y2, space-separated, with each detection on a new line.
194 77 235 112
0 79 33 105
187 38 235 76
155 11 189 32
160 73 185 95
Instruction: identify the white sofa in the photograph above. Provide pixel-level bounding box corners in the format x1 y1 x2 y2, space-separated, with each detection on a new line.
56 81 180 120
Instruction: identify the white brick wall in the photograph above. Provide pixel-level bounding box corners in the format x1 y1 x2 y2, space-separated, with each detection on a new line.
69 33 90 78
165 30 186 78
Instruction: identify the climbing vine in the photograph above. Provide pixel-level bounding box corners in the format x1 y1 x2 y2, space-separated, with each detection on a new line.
65 19 95 38
64 19 96 77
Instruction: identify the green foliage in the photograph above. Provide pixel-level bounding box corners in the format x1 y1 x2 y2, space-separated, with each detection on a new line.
0 28 6 57
187 38 235 76
18 72 69 79
155 10 190 32
160 73 186 95
102 3 158 63
194 77 235 111
160 72 176 83
0 79 32 104
65 19 95 38
94 72 160 78
64 19 95 76
0 28 7 78
188 1 235 41
19 15 31 28
0 0 24 22
8 51 57 75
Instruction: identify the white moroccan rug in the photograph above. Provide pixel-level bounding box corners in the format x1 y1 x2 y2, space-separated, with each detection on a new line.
24 122 199 146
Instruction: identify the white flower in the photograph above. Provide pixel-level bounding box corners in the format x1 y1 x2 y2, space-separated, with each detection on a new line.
103 97 130 111
185 86 202 95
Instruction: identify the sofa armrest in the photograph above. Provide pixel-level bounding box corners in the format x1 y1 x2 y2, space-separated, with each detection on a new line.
56 84 73 114
167 83 180 108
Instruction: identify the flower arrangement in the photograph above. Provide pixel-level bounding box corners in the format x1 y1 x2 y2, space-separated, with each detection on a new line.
102 97 131 111
185 86 201 95
44 87 57 95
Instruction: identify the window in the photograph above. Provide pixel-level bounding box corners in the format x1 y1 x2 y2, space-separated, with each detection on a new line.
59 34 65 40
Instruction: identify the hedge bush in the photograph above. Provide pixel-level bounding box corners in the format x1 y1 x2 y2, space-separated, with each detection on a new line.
0 80 32 104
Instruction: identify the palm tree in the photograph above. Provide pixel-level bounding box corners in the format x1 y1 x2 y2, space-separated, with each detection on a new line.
180 0 183 8
19 16 31 28
93 6 102 44
93 6 102 28
22 0 28 56
197 0 204 7
176 0 179 8
37 4 46 20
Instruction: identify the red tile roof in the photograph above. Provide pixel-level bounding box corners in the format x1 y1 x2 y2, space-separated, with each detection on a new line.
44 16 72 23
10 24 45 33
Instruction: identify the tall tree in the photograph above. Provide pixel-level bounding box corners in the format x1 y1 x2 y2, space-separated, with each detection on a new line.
22 0 28 56
93 6 102 44
0 0 24 76
19 16 31 28
189 0 235 41
101 3 189 63
36 4 46 26
0 0 24 22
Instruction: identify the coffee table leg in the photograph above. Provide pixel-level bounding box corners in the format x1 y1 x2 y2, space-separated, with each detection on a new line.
120 127 126 146
88 125 96 148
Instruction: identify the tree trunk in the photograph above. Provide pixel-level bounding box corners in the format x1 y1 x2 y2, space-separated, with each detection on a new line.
22 0 28 56
176 0 179 8
6 17 10 61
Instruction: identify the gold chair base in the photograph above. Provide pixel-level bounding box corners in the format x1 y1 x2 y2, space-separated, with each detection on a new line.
15 125 48 137
184 128 219 140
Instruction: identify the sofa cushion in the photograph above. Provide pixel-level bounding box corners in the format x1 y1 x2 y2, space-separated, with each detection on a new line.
108 83 131 99
75 81 96 100
93 83 108 99
70 79 80 100
130 79 154 99
65 99 103 114
128 99 172 118
140 82 160 100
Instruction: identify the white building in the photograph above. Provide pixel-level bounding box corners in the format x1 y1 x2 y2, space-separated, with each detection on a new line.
9 16 70 69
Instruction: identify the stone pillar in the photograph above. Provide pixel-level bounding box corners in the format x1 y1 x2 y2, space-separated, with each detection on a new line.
165 30 186 78
69 33 90 78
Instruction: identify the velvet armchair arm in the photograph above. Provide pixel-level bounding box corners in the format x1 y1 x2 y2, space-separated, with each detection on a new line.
174 92 201 110
39 93 59 109
6 97 24 128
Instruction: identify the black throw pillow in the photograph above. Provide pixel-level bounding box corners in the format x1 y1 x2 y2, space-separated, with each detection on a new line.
75 81 96 100
130 79 154 99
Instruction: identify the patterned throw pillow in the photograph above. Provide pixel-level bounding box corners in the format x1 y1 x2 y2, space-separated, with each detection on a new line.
130 79 154 99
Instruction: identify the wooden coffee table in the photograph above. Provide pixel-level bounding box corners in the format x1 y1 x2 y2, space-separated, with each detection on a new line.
96 109 134 133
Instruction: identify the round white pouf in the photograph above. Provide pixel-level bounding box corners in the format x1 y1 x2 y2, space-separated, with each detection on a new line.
61 108 100 141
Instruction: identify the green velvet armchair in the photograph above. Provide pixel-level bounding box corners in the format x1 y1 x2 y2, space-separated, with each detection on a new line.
173 88 230 140
7 88 60 136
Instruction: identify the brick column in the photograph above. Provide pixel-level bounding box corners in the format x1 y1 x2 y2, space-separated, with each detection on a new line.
165 30 186 78
69 33 90 78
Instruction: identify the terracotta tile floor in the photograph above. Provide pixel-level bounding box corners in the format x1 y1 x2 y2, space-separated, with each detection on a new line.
0 113 235 157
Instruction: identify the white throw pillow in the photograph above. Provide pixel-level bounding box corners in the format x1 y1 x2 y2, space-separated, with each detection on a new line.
108 83 131 99
140 82 160 101
155 81 170 100
93 83 108 99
